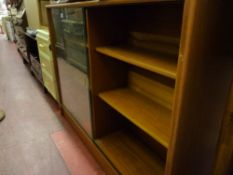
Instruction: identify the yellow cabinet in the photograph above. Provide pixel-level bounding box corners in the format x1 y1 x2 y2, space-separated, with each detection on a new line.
36 29 59 101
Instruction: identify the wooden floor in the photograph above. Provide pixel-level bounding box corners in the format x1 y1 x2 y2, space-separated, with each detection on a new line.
0 36 104 175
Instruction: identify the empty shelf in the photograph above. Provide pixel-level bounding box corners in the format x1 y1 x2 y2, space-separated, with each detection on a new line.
96 130 165 175
99 88 172 148
96 46 177 79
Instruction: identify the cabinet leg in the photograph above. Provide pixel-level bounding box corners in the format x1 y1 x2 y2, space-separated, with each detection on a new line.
23 58 27 64
30 70 34 76
43 87 48 94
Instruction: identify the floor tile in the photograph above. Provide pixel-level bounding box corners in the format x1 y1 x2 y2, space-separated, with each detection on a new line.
52 130 105 175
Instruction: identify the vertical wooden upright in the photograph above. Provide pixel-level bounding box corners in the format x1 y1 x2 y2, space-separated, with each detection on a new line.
166 1 233 174
214 83 233 175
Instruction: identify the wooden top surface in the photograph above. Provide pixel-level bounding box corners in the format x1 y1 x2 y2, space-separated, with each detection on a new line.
46 0 180 9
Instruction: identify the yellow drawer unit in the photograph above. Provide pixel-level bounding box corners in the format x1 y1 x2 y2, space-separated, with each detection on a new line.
36 29 59 101
42 69 57 99
37 38 51 56
39 50 53 74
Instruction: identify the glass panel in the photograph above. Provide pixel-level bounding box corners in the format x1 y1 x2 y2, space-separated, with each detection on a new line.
51 8 92 137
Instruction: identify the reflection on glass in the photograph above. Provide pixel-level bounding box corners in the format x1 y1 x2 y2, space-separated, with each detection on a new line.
62 8 87 73
51 8 65 54
58 58 92 136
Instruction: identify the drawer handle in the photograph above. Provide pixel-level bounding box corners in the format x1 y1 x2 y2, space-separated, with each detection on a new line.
39 44 45 48
41 63 46 68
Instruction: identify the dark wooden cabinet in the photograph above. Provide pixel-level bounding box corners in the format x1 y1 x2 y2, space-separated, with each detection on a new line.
25 33 43 84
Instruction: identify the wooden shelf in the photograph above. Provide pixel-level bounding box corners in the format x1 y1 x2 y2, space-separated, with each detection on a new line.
99 88 171 148
96 46 177 79
96 130 165 175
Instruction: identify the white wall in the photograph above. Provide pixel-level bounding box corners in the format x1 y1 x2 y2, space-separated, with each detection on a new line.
0 0 7 11
24 0 40 29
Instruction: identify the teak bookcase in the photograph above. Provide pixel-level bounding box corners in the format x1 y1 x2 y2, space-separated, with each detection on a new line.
47 1 233 175
87 3 182 175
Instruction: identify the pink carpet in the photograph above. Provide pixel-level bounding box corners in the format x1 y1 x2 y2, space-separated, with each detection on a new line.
51 130 105 175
